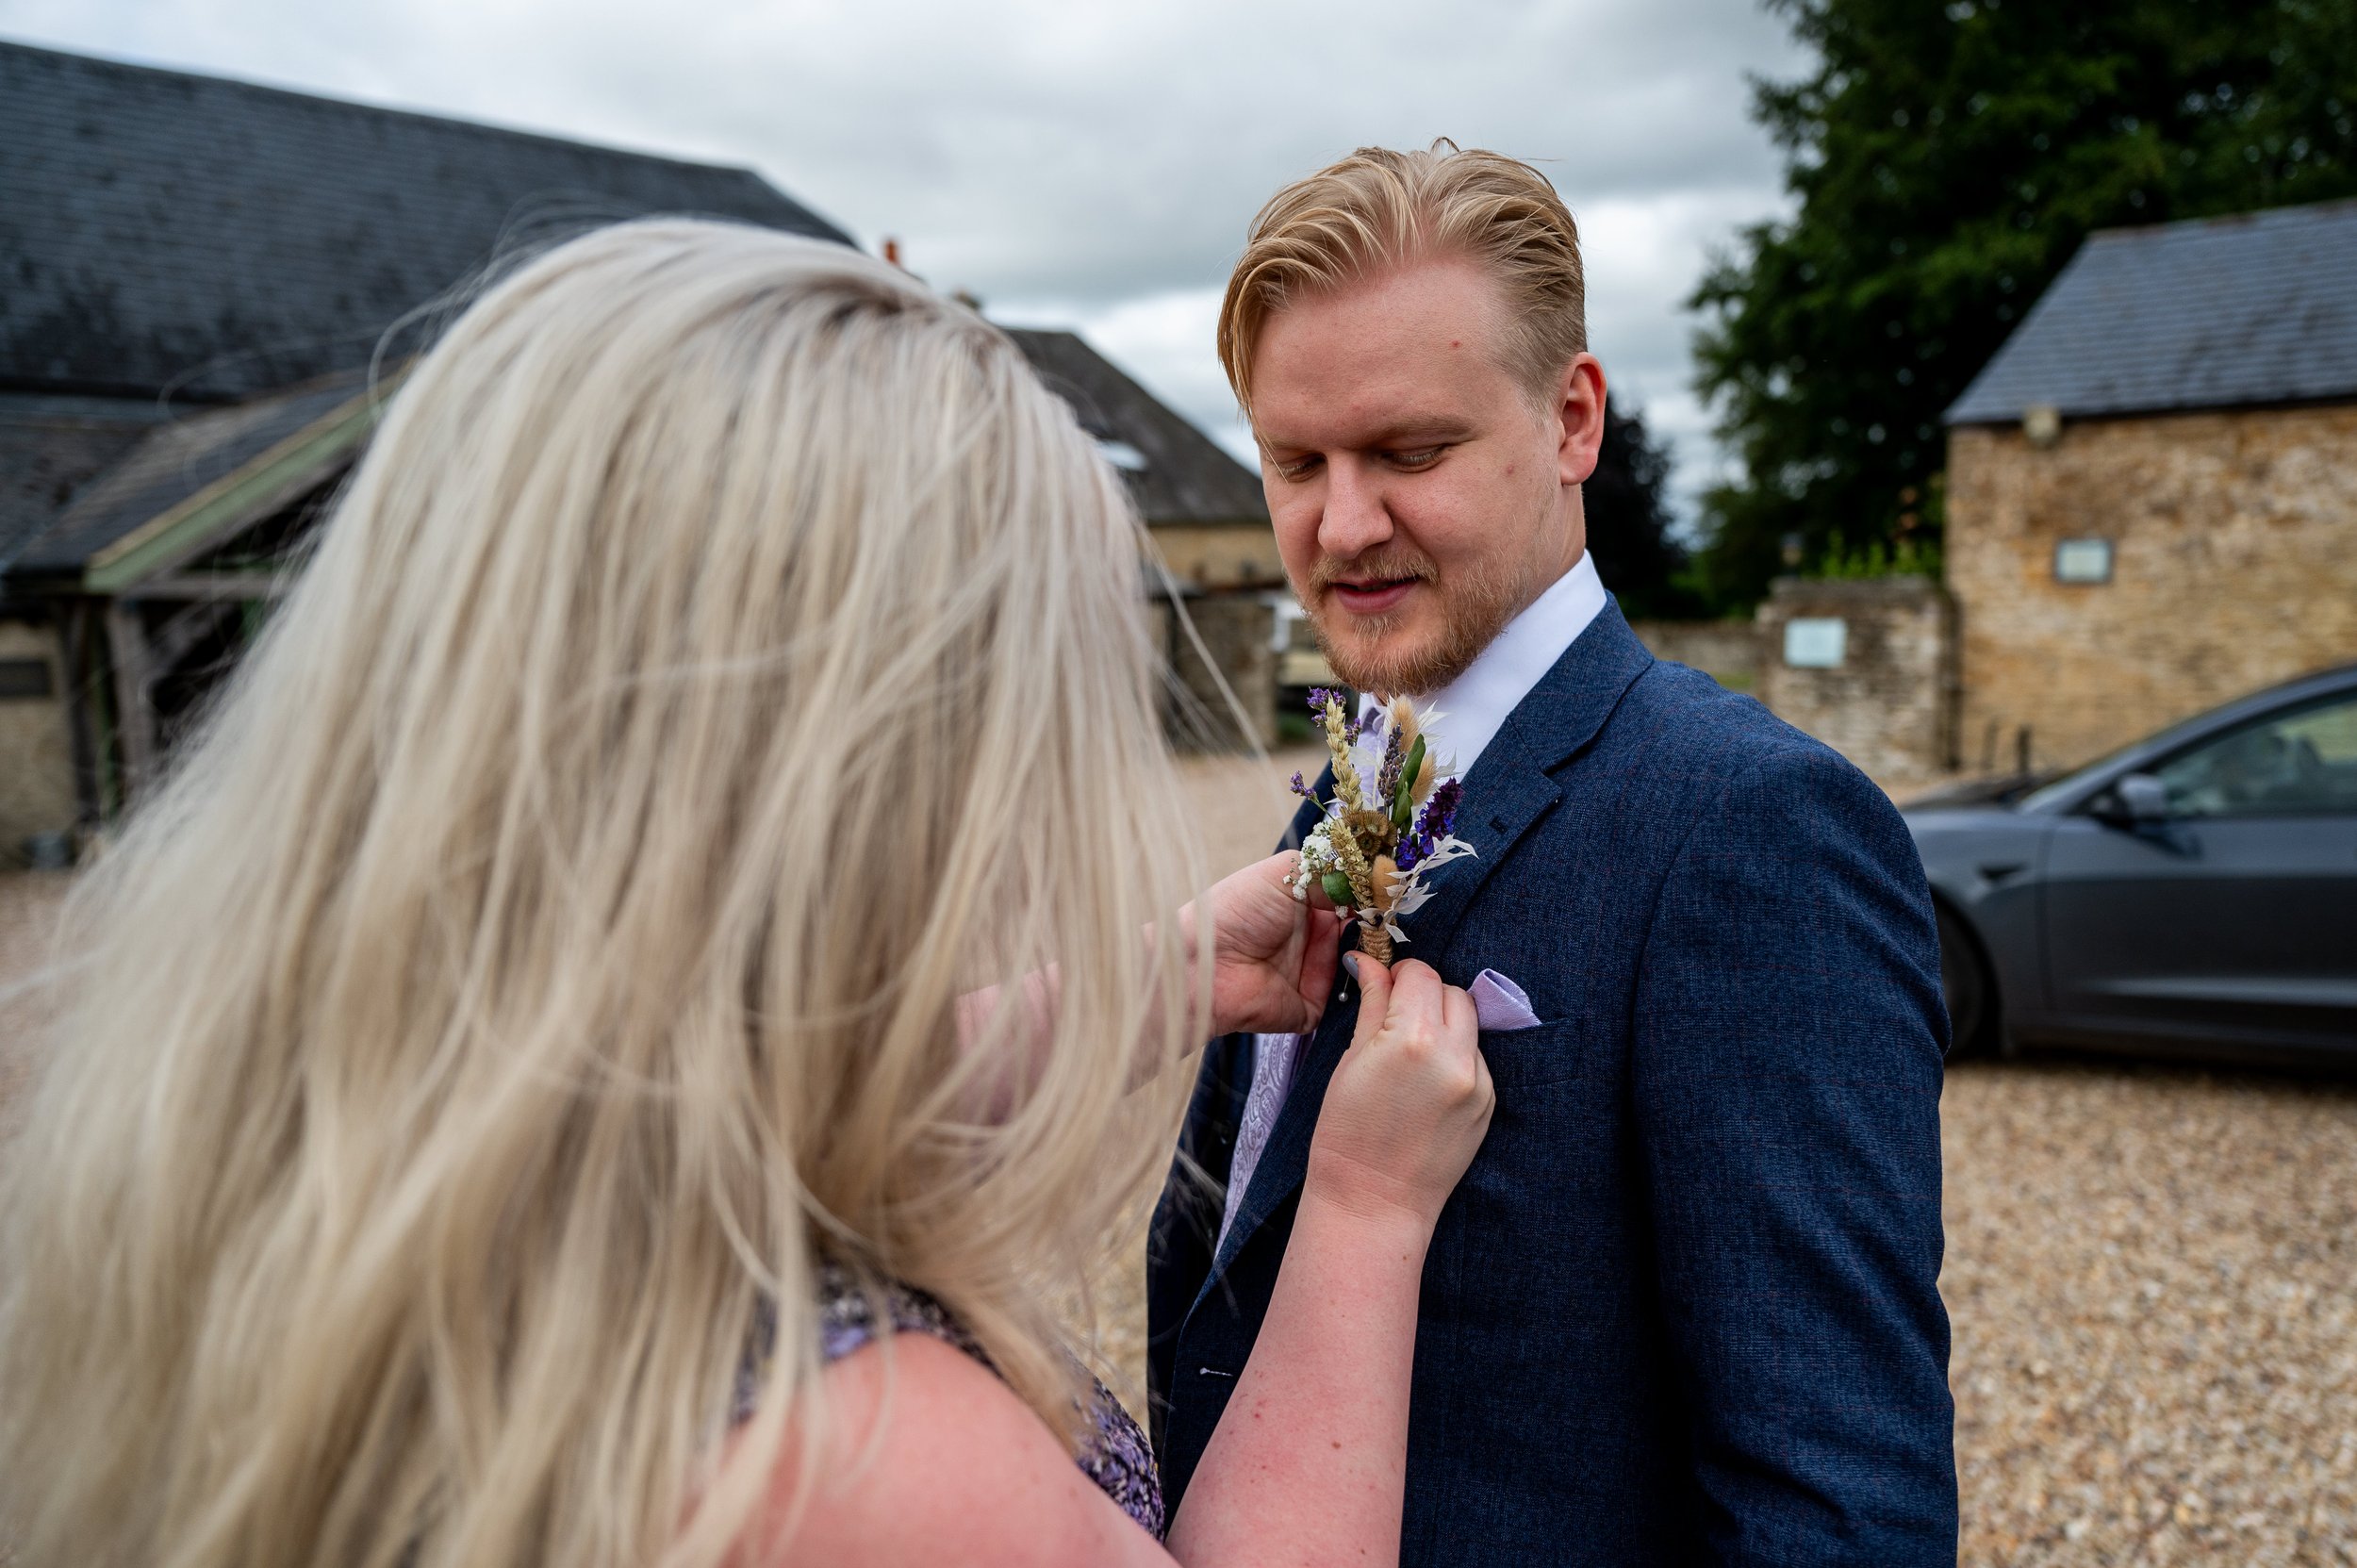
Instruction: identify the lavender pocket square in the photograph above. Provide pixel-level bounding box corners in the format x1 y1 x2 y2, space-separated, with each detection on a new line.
1470 968 1542 1032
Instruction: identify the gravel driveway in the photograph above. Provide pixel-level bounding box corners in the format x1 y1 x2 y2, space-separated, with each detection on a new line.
1944 1056 2357 1565
4 754 2352 1565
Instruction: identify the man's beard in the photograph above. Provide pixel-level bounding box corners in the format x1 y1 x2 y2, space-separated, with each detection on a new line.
1303 544 1526 699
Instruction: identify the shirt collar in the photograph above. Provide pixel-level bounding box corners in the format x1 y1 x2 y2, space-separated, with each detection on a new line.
1368 553 1608 778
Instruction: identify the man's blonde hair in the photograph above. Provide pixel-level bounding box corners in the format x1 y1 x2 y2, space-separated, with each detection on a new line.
1218 141 1587 415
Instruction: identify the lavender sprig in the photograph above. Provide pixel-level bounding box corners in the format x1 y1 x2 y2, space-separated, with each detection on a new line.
1394 778 1463 872
1375 718 1408 800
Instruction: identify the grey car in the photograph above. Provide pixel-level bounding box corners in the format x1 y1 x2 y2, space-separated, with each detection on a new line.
1905 663 2357 1065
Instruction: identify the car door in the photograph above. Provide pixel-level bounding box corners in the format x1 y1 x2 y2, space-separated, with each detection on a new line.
2041 690 2357 1053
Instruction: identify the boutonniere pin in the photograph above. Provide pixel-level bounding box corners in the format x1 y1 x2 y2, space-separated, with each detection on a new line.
1284 688 1475 964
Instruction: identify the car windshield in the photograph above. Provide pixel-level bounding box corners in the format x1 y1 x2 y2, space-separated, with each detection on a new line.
2016 680 2356 814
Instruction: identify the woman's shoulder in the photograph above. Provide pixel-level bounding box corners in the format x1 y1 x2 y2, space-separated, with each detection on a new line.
763 1330 1160 1567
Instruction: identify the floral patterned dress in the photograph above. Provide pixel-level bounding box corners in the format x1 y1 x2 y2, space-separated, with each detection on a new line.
734 1263 1165 1538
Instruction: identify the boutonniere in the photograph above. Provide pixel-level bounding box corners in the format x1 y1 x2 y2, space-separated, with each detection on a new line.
1284 688 1475 964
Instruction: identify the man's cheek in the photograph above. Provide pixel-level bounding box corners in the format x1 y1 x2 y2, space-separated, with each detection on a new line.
1272 520 1322 586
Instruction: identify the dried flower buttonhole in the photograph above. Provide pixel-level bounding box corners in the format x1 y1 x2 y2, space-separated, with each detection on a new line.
1283 688 1474 964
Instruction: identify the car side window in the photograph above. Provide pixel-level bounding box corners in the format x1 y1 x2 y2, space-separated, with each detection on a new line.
2152 694 2357 817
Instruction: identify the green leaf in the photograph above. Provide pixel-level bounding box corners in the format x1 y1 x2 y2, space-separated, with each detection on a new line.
1392 734 1426 830
1320 870 1356 906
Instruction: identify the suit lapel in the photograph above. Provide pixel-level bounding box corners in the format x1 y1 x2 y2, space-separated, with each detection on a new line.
1197 602 1657 1297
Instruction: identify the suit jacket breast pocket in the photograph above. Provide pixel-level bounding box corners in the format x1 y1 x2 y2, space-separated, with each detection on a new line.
1473 1017 1589 1089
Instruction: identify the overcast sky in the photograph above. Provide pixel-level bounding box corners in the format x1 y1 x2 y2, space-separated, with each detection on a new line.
2 0 1805 523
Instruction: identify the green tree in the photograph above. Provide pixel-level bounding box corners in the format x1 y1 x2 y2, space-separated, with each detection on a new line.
1584 398 1705 620
1689 0 2357 611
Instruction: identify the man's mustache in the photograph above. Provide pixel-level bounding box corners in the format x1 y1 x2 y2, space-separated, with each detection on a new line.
1306 549 1439 593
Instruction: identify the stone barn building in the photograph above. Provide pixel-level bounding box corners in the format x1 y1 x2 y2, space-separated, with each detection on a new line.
0 42 1277 859
998 329 1284 751
1943 200 2357 774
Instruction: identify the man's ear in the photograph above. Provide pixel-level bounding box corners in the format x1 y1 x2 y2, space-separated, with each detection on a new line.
1555 354 1607 487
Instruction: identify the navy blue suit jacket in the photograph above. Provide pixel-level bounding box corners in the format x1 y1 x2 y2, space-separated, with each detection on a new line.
1147 603 1956 1564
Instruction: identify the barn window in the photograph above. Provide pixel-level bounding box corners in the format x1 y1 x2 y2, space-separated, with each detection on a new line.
0 658 55 699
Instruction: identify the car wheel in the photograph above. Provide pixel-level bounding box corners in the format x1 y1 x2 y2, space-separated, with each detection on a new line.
1937 903 1992 1058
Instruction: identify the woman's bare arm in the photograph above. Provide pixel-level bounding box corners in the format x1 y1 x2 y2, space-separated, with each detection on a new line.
1163 957 1487 1565
764 957 1491 1568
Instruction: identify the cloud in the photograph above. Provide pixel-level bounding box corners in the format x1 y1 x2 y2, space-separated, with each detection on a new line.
0 0 1805 520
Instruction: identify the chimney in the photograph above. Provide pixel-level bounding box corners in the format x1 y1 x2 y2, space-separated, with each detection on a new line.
882 237 902 268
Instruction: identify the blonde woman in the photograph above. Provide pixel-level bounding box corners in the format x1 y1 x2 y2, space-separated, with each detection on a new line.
0 221 1492 1568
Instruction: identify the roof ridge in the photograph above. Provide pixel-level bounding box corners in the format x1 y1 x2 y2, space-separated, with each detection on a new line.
2085 195 2357 246
0 36 771 180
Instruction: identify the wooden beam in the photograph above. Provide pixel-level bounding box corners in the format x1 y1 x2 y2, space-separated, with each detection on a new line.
83 366 408 596
105 602 157 801
57 604 102 826
129 573 288 602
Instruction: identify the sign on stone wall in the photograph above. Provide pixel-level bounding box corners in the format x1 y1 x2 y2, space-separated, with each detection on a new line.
2053 538 2114 584
1783 618 1848 668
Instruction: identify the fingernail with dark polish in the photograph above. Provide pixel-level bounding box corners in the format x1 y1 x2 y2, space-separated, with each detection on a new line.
1341 953 1361 981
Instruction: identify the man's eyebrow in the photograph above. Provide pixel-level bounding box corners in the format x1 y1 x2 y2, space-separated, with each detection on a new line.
1371 417 1476 444
1260 416 1476 453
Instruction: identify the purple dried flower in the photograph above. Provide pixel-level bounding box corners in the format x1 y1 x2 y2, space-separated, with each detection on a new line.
1288 770 1319 802
1375 719 1407 797
1425 778 1464 835
1396 778 1464 872
1308 686 1343 715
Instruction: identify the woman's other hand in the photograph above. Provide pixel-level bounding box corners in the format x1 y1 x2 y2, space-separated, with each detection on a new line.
1195 852 1344 1037
1306 957 1493 1231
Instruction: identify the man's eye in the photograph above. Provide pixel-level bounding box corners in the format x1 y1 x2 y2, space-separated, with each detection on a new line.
1387 447 1445 470
1272 454 1323 481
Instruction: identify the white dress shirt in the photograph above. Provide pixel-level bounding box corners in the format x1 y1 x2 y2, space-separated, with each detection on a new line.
1216 553 1610 1251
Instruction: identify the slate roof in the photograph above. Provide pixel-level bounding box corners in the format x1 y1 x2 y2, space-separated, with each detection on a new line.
1947 200 2357 425
0 40 852 402
1004 328 1267 527
0 392 172 567
5 331 1267 581
6 371 374 580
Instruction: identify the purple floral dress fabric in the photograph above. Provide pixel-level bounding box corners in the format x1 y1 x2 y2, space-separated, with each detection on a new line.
734 1263 1165 1539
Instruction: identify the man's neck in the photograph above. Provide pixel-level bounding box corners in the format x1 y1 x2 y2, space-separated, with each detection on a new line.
1397 552 1607 778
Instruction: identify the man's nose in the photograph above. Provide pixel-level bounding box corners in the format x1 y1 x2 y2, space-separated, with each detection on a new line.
1317 460 1393 560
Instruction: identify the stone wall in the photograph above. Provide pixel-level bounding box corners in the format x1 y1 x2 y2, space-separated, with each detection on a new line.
0 619 76 860
1162 592 1277 752
1628 619 1760 693
1755 575 1958 785
1948 406 2357 772
1146 521 1286 593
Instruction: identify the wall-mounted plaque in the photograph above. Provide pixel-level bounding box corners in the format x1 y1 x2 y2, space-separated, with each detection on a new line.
2054 538 2113 584
1783 617 1848 669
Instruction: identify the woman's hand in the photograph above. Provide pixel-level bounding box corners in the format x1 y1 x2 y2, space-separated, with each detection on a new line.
1192 853 1344 1037
1305 956 1493 1231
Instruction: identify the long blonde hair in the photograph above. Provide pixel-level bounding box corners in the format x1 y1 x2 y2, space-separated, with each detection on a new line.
0 220 1204 1568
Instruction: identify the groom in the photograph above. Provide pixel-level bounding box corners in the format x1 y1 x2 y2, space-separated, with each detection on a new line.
1147 145 1956 1564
